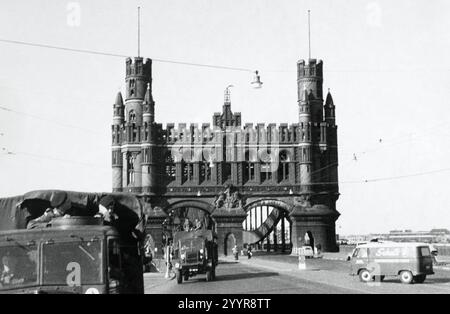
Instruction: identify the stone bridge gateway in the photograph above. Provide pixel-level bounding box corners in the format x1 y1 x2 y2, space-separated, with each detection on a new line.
112 54 340 256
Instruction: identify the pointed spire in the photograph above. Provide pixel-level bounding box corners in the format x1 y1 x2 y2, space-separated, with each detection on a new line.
224 85 233 104
325 88 335 108
144 83 152 103
115 92 124 107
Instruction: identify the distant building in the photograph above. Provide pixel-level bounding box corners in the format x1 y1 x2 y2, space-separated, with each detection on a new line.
342 229 450 244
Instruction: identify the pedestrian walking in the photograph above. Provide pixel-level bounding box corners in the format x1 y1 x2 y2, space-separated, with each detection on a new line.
232 245 239 261
247 246 252 259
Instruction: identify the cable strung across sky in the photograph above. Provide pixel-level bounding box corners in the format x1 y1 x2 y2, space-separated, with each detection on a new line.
0 38 253 72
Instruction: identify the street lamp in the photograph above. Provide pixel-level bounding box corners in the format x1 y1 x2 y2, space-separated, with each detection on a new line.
251 70 263 88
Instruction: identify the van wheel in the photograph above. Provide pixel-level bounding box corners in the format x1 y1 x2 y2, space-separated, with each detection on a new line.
414 275 426 283
359 269 372 282
400 271 413 284
176 270 183 284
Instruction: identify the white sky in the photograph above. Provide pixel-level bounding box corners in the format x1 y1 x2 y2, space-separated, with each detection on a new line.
0 0 449 235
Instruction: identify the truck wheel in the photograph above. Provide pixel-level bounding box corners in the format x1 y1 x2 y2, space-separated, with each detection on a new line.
206 270 212 282
359 269 372 283
400 271 413 284
414 275 426 283
176 270 183 284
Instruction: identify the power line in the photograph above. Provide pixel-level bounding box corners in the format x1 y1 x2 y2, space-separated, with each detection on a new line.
0 38 252 72
2 148 450 185
2 38 448 74
0 104 105 135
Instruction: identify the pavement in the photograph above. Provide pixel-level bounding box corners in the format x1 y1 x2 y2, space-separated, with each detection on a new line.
144 253 450 294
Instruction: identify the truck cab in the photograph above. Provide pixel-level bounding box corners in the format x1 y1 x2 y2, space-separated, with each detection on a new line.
0 217 143 294
172 229 218 284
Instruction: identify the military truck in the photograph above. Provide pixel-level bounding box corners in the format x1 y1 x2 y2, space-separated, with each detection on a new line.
172 229 218 284
0 190 146 294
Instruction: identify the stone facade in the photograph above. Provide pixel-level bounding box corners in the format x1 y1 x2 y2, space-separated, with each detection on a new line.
111 56 340 254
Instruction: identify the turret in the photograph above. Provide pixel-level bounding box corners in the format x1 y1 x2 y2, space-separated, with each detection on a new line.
113 92 125 125
297 59 323 122
298 87 311 124
124 57 152 127
141 83 157 193
324 89 335 126
112 92 124 192
298 87 313 194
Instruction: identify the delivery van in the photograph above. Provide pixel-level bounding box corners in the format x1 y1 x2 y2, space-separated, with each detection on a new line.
350 242 434 284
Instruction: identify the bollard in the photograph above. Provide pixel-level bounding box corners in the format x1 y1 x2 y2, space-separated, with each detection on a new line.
298 247 306 270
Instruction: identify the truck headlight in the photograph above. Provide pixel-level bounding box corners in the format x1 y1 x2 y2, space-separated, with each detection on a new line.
199 249 204 254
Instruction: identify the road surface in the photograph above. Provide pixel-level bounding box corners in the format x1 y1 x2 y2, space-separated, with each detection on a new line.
144 256 450 294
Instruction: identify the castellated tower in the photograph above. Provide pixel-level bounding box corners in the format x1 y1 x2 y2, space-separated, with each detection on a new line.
112 57 155 193
297 59 338 197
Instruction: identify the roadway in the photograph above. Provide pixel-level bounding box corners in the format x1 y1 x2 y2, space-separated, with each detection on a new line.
144 255 450 294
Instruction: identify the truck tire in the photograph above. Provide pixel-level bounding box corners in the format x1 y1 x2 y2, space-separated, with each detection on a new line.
176 270 183 284
359 269 372 283
211 265 216 280
206 270 212 282
414 275 426 283
399 270 413 284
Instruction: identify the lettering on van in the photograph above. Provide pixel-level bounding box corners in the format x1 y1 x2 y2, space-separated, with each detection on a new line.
372 247 415 258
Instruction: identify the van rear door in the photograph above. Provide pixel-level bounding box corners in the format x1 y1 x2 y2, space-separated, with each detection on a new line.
417 246 433 275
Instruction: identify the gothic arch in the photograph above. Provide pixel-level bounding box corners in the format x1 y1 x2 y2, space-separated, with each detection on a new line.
243 198 293 215
163 199 215 215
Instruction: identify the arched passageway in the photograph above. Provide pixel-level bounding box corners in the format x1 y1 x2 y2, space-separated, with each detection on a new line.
163 200 216 232
224 233 237 256
242 201 292 253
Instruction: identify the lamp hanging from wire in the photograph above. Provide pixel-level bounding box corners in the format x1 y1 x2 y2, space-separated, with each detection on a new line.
251 70 263 88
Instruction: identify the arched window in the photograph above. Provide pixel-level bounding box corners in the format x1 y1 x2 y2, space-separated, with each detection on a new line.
165 153 175 182
182 162 194 182
260 150 272 182
129 110 136 123
129 79 136 96
126 153 135 185
278 151 290 182
243 151 255 183
200 160 212 182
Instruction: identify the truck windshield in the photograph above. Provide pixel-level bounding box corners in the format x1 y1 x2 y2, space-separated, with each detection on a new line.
43 240 102 286
180 238 204 251
0 244 38 290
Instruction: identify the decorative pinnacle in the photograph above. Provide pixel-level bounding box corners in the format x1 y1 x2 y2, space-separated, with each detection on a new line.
224 85 233 103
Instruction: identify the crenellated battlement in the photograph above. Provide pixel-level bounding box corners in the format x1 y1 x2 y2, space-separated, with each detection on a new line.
125 57 152 78
297 59 323 78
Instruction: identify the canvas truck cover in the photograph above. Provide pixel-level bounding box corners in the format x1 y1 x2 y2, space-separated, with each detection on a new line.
0 190 146 241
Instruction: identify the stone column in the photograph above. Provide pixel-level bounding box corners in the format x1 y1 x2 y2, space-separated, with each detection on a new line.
212 208 247 257
145 207 168 258
289 204 340 254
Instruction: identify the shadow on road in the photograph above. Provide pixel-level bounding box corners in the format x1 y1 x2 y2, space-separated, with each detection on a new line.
215 271 279 282
379 277 450 285
218 260 239 265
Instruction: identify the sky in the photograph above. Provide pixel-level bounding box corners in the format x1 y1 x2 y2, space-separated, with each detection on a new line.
0 0 449 235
